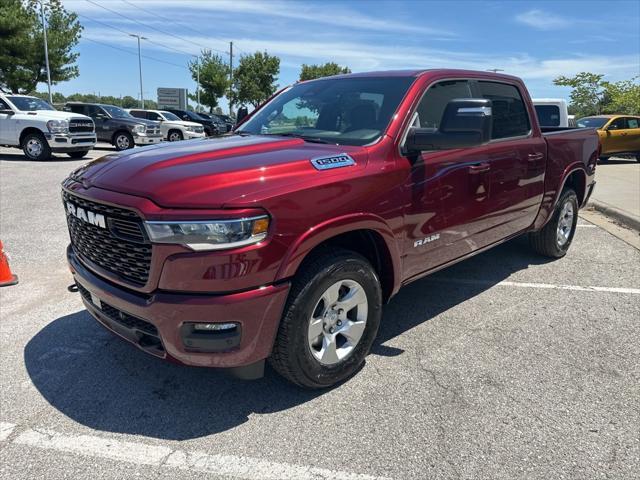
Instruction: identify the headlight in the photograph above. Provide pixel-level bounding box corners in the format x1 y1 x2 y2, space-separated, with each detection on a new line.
144 216 270 251
47 119 69 133
133 124 146 134
186 126 195 132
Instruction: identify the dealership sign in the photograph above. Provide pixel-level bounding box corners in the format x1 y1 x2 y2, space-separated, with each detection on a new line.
157 88 188 109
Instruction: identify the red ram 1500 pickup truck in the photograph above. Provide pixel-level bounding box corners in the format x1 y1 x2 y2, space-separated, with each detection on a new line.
63 70 598 388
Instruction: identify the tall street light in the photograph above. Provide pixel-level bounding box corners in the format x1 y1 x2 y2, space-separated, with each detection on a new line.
192 55 200 112
40 1 52 104
130 34 147 108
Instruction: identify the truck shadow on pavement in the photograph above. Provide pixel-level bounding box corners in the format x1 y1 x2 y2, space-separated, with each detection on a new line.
24 236 552 440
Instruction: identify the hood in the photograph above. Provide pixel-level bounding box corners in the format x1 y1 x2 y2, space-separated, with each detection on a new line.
73 135 368 208
26 110 92 121
165 120 201 128
116 117 159 127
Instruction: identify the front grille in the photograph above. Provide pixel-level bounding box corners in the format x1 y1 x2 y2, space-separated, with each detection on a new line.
63 191 152 285
194 126 204 133
146 127 161 136
76 282 159 337
69 117 94 133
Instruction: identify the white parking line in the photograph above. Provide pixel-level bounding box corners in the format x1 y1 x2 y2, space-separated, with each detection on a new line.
0 422 16 441
576 224 597 228
13 426 391 480
433 278 640 295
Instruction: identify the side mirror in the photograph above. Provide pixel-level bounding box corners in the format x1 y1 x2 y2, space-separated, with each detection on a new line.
405 98 492 152
95 113 107 119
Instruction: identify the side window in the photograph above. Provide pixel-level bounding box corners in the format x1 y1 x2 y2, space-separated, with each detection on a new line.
129 110 145 119
0 98 10 110
627 118 639 129
87 105 104 118
415 80 472 129
608 117 627 130
68 105 85 114
147 112 162 121
477 81 530 139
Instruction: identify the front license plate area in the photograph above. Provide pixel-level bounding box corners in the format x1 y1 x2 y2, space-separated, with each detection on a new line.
90 292 102 309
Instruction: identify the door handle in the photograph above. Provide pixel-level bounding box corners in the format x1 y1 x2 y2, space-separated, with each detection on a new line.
528 152 544 162
469 163 490 174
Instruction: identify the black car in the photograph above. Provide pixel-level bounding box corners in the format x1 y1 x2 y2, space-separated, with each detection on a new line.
164 109 219 136
198 112 232 133
65 102 163 150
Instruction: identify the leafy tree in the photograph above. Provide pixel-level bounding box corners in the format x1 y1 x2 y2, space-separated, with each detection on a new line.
554 72 607 117
602 78 640 115
0 0 82 93
299 62 351 81
231 52 280 108
214 106 223 115
188 50 229 112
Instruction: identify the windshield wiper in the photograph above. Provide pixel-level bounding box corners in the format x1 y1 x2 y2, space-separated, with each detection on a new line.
261 132 334 144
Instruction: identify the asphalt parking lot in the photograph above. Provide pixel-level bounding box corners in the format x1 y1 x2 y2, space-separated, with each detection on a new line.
1 146 639 479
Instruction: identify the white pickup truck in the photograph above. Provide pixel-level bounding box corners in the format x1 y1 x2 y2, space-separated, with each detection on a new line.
0 93 97 160
533 98 569 128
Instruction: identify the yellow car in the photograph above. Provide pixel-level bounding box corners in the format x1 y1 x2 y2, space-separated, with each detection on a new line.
577 115 640 162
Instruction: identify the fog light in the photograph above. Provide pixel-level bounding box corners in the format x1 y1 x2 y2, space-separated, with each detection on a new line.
193 322 238 332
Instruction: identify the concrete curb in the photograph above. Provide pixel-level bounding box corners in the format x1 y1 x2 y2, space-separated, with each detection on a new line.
587 199 640 232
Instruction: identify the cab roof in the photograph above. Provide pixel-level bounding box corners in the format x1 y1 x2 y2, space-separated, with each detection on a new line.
303 68 523 82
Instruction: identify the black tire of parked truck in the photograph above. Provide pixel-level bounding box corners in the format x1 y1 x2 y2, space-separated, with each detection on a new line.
269 248 382 389
67 151 89 159
22 132 52 161
168 130 183 142
113 131 134 151
529 188 579 258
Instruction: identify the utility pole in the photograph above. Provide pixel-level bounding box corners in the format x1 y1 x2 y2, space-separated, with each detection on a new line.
130 34 147 108
40 1 52 104
194 55 200 111
229 41 234 116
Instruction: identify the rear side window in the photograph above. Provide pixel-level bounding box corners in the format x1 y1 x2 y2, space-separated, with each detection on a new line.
534 105 560 127
68 104 85 115
478 82 530 139
416 80 472 129
146 111 162 121
627 118 639 129
0 98 10 109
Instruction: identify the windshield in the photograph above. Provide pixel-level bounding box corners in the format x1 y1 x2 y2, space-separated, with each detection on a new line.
238 76 416 146
102 105 132 118
160 111 181 121
577 117 608 128
535 105 560 127
7 96 55 111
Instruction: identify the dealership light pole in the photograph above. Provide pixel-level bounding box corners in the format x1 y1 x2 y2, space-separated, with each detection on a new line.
193 55 200 111
40 1 52 104
130 34 147 108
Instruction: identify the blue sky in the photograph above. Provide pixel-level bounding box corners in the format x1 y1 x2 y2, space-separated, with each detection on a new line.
56 0 640 111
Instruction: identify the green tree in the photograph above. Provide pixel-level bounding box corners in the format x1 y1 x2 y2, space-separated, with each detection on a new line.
299 62 351 81
231 51 280 108
0 0 82 93
554 72 607 117
602 78 640 115
188 50 229 112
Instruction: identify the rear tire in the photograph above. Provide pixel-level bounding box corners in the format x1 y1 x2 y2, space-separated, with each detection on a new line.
269 248 382 389
22 132 51 161
67 150 89 159
529 189 579 258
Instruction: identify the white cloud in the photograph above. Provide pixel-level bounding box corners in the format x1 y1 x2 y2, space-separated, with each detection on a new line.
515 9 570 30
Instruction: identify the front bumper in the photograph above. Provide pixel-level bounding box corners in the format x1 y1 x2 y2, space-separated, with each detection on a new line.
44 132 96 152
67 245 290 369
184 131 206 140
134 134 164 146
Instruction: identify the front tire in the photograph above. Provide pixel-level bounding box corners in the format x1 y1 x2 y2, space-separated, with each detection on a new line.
67 150 89 159
113 131 134 151
529 189 579 258
168 130 183 142
22 132 51 161
269 248 382 388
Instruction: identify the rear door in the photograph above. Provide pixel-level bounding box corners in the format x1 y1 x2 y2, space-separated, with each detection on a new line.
473 80 546 241
621 117 640 153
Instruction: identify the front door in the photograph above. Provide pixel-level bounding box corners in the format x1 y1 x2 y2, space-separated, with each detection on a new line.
0 98 16 145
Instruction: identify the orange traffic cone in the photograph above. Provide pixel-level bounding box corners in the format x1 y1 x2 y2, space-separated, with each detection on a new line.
0 241 18 287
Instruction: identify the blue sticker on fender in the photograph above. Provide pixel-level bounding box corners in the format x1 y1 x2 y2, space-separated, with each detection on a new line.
310 153 356 170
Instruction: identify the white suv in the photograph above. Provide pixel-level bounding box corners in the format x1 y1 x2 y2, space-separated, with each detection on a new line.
0 93 96 160
127 109 206 142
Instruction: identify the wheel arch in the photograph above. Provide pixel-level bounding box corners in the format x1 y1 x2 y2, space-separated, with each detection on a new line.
111 129 132 144
275 215 402 302
19 127 46 146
